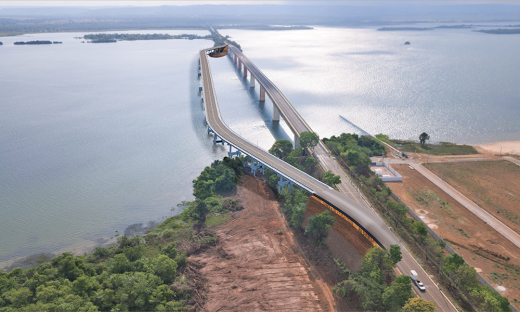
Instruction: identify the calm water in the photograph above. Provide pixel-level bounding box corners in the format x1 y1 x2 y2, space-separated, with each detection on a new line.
219 25 520 145
0 30 230 264
1 25 519 265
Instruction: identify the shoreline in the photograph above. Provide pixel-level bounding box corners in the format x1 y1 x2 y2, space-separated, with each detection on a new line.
473 140 520 156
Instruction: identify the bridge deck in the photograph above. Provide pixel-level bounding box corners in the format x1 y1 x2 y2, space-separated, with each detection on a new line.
200 47 398 249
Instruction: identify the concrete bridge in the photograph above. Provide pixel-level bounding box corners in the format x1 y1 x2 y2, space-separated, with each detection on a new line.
199 45 458 312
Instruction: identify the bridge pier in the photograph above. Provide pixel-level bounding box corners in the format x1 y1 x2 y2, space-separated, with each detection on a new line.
249 160 265 177
238 59 242 71
260 85 265 101
243 66 247 78
228 144 241 158
277 177 293 195
294 134 300 150
234 54 237 64
272 104 280 121
250 76 255 88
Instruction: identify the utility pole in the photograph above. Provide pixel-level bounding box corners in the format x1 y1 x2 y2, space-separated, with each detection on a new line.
441 164 445 180
427 150 430 164
477 187 482 206
414 146 418 159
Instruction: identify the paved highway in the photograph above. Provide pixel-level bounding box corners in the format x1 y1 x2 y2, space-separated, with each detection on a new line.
200 46 457 311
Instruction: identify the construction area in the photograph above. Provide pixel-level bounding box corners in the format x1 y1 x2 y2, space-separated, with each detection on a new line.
388 160 520 308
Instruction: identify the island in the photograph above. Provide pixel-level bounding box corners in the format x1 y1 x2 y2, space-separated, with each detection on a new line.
474 28 520 34
83 33 212 42
14 40 53 45
53 41 62 44
0 42 3 45
404 41 410 45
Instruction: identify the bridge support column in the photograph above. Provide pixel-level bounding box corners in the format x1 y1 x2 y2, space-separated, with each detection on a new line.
243 67 247 78
277 177 291 195
228 144 241 158
294 134 300 150
250 76 255 88
249 160 264 177
213 133 224 146
238 59 242 71
234 54 237 64
272 104 280 121
260 85 265 101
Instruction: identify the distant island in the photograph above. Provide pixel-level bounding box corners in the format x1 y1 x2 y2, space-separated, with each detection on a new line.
435 25 473 29
378 27 433 31
474 28 520 34
215 25 312 30
83 33 212 43
53 41 62 44
0 42 3 45
14 40 53 45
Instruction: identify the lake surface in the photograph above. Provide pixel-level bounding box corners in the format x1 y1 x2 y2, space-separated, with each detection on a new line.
1 25 519 265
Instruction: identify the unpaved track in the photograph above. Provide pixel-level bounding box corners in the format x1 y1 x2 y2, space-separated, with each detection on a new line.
189 175 333 311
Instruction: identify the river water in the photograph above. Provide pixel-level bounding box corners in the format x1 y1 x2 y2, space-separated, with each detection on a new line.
1 25 519 265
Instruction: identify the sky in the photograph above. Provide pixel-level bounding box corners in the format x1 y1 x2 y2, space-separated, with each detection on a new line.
1 0 519 7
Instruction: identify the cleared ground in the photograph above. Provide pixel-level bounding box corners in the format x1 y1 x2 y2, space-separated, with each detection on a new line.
388 164 520 307
188 175 346 311
425 161 520 235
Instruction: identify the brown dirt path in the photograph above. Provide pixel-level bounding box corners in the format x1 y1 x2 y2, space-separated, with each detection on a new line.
188 175 335 311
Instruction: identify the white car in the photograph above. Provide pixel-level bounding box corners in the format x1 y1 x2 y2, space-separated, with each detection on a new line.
415 280 426 292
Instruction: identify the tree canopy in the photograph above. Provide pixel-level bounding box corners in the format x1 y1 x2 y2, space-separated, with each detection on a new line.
419 132 430 145
299 131 320 152
305 210 335 244
269 139 293 159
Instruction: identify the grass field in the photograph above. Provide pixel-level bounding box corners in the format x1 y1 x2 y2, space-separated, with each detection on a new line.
390 140 478 156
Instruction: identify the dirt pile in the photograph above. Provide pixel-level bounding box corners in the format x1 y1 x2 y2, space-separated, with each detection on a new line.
188 175 334 311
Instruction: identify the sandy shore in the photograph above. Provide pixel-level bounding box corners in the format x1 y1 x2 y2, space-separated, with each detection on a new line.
475 140 520 156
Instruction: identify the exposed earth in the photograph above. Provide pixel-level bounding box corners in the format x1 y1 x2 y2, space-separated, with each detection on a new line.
387 164 520 308
188 174 365 311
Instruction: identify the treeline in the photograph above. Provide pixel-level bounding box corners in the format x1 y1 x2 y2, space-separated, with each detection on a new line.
0 156 246 311
323 132 385 176
475 29 520 34
84 33 212 42
13 40 53 45
334 246 436 311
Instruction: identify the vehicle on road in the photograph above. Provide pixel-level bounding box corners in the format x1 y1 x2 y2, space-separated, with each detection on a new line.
411 270 426 291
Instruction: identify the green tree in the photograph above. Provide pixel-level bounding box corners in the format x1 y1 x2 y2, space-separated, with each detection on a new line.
305 210 335 243
305 157 315 168
163 242 178 260
269 139 293 159
323 170 341 186
346 150 360 165
123 245 145 262
152 255 178 284
299 131 319 152
412 221 428 237
193 179 214 200
402 297 436 312
111 254 132 274
194 199 210 223
382 275 413 311
419 132 430 146
3 287 32 308
443 253 465 273
389 244 402 265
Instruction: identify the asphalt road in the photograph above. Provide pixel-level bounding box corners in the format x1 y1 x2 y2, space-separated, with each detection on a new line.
201 46 457 311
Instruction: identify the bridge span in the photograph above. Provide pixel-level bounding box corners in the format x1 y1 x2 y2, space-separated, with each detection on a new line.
200 45 396 249
199 45 458 311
